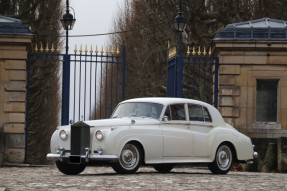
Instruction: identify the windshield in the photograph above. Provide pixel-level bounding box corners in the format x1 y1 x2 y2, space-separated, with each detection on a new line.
111 102 163 119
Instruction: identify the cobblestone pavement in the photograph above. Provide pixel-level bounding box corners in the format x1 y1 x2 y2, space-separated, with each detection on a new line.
0 166 287 191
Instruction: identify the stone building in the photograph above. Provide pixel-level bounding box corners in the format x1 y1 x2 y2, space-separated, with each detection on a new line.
0 16 32 166
212 18 287 172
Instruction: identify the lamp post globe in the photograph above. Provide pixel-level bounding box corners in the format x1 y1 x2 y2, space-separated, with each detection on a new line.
60 11 76 30
174 14 187 33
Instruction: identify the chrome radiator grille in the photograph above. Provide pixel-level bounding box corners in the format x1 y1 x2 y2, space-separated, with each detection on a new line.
70 121 90 155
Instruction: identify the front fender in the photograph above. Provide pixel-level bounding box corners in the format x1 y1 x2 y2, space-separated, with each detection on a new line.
50 126 71 153
95 125 163 163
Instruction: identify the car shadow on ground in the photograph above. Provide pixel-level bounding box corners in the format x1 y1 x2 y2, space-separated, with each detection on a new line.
78 170 213 177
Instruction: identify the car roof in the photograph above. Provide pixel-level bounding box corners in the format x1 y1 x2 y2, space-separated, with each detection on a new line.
122 97 210 107
121 97 226 126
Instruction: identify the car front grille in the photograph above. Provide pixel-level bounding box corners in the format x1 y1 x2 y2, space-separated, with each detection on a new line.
70 121 90 155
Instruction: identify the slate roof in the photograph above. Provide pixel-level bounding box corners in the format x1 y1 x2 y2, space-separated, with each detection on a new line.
214 18 287 40
0 15 30 35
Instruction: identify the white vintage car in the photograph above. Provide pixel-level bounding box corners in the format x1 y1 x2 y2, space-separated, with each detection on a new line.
47 97 257 175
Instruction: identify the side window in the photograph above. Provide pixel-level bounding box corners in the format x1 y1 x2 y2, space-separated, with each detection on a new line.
188 105 204 121
170 104 186 120
164 104 186 121
188 104 212 122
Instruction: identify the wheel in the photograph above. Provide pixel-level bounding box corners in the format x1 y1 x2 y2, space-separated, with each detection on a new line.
153 164 174 173
208 144 233 174
112 143 142 174
56 161 86 175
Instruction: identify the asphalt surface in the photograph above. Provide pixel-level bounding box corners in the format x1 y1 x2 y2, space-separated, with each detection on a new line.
0 166 286 190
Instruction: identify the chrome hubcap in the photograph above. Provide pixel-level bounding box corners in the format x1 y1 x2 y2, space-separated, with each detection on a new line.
217 145 232 170
120 144 139 170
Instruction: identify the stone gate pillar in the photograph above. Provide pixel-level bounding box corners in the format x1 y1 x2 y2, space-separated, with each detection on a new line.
211 18 287 172
0 16 32 166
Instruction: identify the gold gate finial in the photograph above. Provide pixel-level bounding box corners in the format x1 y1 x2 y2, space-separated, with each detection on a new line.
45 43 49 52
95 45 98 54
79 44 83 54
51 43 55 52
40 42 44 52
84 45 88 54
101 45 104 54
34 44 38 52
186 46 190 56
192 46 196 56
56 43 60 53
203 46 207 56
90 45 93 54
197 46 201 55
111 46 114 55
208 47 212 56
74 44 77 53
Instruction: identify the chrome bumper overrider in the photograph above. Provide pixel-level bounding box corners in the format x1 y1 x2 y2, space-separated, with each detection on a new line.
46 147 118 162
253 151 258 159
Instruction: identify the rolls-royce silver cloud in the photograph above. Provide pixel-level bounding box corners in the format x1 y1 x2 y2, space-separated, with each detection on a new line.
47 97 257 175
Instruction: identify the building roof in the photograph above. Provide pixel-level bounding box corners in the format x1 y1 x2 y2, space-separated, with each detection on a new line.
214 18 287 40
0 15 30 35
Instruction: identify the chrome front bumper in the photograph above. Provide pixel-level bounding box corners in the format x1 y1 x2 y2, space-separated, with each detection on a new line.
46 147 118 163
47 153 119 162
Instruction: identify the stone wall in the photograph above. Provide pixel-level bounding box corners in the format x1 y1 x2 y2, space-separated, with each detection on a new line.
0 34 32 165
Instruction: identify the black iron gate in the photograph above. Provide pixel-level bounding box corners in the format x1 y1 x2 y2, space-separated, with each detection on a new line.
167 46 218 107
27 45 125 125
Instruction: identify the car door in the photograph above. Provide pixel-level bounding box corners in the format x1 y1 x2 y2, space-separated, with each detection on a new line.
161 103 193 157
187 104 214 157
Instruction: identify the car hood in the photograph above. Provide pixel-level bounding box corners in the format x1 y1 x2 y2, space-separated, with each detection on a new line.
83 117 161 128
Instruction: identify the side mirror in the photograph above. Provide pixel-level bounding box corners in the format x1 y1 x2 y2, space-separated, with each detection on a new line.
163 116 168 122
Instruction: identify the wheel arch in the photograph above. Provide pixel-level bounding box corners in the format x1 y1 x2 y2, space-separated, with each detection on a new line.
217 141 238 162
126 140 145 164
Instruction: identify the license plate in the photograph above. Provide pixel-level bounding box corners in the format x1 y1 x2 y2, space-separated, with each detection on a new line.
69 156 81 164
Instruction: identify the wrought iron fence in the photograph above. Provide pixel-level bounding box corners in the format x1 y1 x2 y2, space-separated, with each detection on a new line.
167 46 218 107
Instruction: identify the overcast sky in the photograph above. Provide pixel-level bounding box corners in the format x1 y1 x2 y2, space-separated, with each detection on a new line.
67 0 124 54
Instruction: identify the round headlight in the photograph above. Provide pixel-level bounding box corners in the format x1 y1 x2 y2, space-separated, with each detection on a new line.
59 130 68 140
95 130 104 140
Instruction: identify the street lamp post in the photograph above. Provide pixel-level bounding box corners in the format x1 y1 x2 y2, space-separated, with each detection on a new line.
60 0 76 125
60 0 76 55
174 0 187 56
174 0 187 98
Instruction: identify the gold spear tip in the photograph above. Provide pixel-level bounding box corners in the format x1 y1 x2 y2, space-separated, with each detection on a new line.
90 45 93 54
116 46 120 55
95 45 98 54
51 43 55 52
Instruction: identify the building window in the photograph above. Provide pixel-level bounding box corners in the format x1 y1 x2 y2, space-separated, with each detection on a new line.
256 80 278 122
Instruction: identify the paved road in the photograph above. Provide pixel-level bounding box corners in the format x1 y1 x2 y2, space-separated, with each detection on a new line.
0 166 287 190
